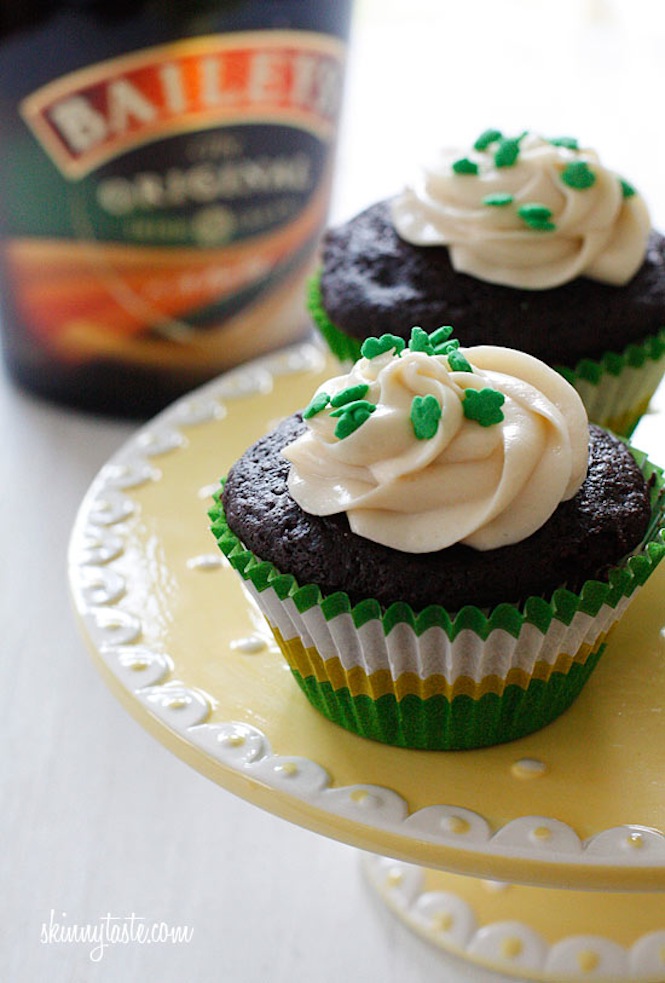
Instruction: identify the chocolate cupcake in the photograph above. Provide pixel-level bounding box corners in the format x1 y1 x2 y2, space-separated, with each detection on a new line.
210 329 665 749
310 131 665 436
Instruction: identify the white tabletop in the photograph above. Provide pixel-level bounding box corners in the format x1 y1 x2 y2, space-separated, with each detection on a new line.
3 3 665 981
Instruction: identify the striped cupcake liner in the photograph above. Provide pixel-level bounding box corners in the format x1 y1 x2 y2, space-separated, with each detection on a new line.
307 270 665 438
209 448 665 750
557 334 665 437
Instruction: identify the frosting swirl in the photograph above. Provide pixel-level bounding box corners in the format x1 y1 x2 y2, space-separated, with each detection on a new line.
391 131 651 289
283 330 589 553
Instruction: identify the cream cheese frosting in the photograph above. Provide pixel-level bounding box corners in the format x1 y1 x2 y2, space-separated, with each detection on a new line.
391 131 651 290
283 329 589 553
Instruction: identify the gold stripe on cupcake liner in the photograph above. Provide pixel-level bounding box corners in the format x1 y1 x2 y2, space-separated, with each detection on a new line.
271 625 606 702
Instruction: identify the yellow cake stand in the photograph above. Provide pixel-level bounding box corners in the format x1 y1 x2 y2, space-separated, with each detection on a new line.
68 343 665 982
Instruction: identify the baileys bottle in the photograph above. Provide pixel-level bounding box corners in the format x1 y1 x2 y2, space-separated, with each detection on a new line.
0 1 352 416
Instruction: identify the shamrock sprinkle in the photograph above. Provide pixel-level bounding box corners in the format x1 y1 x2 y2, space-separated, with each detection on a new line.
302 391 330 419
483 192 514 207
518 202 556 231
452 156 479 176
494 136 522 168
361 334 406 359
409 325 435 354
447 349 473 373
549 136 579 150
330 399 376 439
474 128 503 151
410 394 442 440
434 338 460 356
428 325 454 347
330 383 369 408
620 178 636 199
561 160 596 190
462 388 505 426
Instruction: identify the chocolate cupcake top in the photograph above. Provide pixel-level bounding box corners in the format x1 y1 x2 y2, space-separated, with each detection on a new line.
391 130 650 290
222 332 653 609
316 130 665 370
317 200 665 366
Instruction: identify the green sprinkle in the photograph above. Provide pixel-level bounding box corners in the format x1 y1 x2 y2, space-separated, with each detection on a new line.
428 325 454 347
330 398 376 419
462 388 505 426
452 156 479 176
330 383 369 408
330 399 376 439
517 202 556 231
361 334 406 359
560 160 596 190
448 350 473 373
620 178 637 198
483 192 514 207
494 137 522 168
409 326 435 354
549 136 579 150
474 128 503 151
334 411 372 439
433 338 460 356
302 392 330 419
410 394 442 440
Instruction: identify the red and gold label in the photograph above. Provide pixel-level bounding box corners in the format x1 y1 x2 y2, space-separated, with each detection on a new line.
20 32 344 177
6 31 346 371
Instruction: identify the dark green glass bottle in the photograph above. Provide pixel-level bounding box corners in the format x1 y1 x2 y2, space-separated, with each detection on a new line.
0 1 352 416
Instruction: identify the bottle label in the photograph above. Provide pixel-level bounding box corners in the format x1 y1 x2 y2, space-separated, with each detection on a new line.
6 31 346 370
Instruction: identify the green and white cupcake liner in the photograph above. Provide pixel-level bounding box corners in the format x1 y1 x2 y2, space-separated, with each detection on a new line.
307 271 665 438
209 448 665 750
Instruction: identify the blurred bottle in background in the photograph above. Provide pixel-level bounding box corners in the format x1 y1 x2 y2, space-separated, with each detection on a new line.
0 1 352 417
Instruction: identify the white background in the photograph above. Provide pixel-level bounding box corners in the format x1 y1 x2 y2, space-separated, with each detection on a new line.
2 1 665 980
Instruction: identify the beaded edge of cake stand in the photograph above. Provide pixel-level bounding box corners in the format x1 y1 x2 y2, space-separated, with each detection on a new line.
363 854 665 981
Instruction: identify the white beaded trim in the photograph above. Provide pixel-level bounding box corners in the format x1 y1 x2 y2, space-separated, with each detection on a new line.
363 854 665 981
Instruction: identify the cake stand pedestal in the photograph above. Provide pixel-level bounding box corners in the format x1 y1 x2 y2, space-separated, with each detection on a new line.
68 344 665 982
